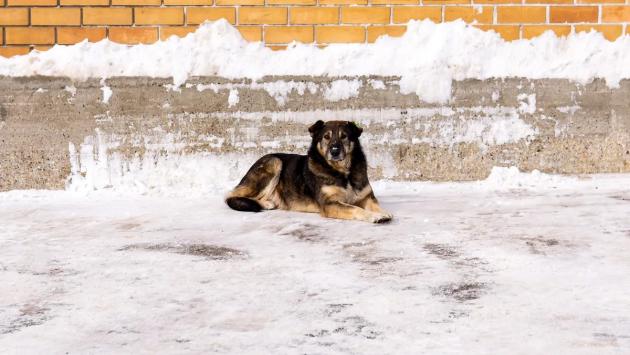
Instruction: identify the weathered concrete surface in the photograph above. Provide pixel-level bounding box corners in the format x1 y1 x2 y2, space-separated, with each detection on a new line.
1 76 630 190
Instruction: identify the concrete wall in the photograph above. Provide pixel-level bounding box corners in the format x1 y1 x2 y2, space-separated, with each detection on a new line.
1 75 629 191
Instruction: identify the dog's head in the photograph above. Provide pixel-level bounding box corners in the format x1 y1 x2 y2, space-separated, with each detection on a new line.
308 120 363 170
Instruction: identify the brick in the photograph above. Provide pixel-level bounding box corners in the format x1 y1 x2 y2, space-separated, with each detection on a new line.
109 27 158 44
216 0 263 5
522 25 571 38
239 8 287 25
392 6 442 23
290 8 339 25
160 26 196 40
267 44 287 51
341 7 390 24
602 6 630 22
423 0 470 4
315 26 364 43
163 0 213 4
112 0 160 4
33 45 52 52
372 0 418 4
393 7 442 23
6 27 55 44
0 9 29 26
474 25 520 40
474 0 519 3
445 6 493 23
57 27 107 44
187 8 236 24
550 6 598 23
83 8 133 25
497 6 546 23
372 0 418 3
0 46 30 57
237 26 262 41
61 0 109 4
7 0 55 6
31 8 81 26
525 0 571 3
267 0 315 4
574 25 623 40
319 0 367 4
135 8 184 25
367 25 407 42
265 26 313 43
577 0 623 3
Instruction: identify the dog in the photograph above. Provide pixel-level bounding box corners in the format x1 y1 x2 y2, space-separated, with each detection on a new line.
225 120 393 223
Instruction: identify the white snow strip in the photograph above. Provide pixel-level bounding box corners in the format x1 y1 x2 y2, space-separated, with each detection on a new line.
323 79 362 102
64 85 77 97
2 20 630 103
517 93 537 114
227 88 239 107
101 85 112 104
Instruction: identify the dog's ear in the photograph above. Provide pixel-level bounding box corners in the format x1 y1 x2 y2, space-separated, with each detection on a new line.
348 121 363 138
308 120 325 137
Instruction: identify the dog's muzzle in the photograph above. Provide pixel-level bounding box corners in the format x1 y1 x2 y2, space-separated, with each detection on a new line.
330 145 344 161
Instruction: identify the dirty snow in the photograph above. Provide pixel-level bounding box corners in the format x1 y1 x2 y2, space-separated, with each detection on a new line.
2 170 630 353
2 20 630 103
64 111 539 195
323 80 362 102
227 89 239 107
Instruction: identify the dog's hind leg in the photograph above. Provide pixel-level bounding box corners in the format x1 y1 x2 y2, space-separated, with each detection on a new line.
225 155 282 212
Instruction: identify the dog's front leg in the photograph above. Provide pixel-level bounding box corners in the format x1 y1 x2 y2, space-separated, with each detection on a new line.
321 202 391 223
358 196 393 221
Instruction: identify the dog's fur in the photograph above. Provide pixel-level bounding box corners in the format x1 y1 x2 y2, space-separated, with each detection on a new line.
225 120 393 223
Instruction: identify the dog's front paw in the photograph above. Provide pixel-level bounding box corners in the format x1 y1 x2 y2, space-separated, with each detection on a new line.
371 212 393 224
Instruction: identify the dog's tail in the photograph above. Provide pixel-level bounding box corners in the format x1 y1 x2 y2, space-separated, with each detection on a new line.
225 197 262 212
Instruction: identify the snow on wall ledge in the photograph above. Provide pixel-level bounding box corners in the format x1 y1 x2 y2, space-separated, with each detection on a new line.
2 20 630 104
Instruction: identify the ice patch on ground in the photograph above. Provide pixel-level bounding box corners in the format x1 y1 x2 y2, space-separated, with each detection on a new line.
2 20 630 103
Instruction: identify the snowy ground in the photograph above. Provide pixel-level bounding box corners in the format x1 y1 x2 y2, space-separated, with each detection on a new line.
1 170 630 354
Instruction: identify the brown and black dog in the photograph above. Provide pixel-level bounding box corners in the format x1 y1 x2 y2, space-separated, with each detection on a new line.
225 120 393 223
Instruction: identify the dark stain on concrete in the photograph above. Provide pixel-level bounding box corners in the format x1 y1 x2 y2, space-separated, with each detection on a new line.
522 236 560 255
434 282 487 302
119 243 246 260
1 304 50 335
423 243 460 259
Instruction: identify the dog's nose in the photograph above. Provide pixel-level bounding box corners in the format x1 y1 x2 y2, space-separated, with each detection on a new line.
330 146 341 156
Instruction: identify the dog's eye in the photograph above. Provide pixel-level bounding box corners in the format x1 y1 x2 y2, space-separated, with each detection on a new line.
340 133 347 139
324 133 331 140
